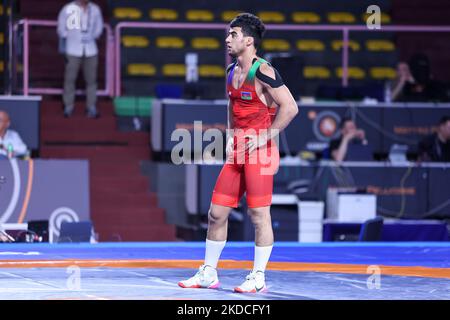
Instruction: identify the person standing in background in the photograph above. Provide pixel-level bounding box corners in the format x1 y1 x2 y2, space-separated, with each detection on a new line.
57 0 104 118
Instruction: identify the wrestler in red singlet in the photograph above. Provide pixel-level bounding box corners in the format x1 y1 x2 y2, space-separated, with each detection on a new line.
211 57 280 208
179 13 298 294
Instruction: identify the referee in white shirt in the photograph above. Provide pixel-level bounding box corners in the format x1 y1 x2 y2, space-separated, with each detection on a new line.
57 0 104 118
0 111 28 158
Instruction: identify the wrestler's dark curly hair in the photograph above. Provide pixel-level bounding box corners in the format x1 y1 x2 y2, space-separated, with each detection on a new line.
230 13 266 49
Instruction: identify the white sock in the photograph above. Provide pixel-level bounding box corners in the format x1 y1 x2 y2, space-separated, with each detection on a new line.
204 239 226 269
253 245 273 273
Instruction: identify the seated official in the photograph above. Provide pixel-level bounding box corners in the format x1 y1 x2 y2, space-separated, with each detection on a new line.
397 54 448 103
329 118 372 162
418 116 450 162
391 61 416 102
0 110 28 158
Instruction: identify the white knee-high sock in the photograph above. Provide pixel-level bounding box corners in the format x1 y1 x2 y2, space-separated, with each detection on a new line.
253 245 273 273
204 239 226 269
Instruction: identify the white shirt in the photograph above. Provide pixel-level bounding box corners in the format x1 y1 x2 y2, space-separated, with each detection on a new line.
0 130 28 157
57 1 104 57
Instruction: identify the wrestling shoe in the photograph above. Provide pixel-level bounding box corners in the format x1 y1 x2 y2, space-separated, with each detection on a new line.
178 264 220 289
234 270 267 293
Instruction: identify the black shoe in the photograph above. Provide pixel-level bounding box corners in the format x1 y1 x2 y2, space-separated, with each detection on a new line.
86 110 100 119
63 110 73 118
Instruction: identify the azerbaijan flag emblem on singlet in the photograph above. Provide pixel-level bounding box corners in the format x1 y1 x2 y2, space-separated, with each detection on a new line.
241 91 252 100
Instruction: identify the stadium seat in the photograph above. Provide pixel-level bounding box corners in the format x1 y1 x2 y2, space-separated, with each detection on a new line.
327 12 356 24
336 67 366 79
359 217 384 241
292 12 321 23
155 84 183 98
199 65 225 77
0 5 9 16
114 97 153 117
296 40 325 51
156 36 185 49
113 7 142 20
361 12 391 24
122 36 149 48
162 64 186 77
369 67 396 79
0 32 3 45
258 11 285 23
137 97 153 116
58 221 93 243
191 37 220 50
114 97 136 116
127 64 156 76
365 40 395 51
149 8 178 21
186 9 214 22
221 11 242 22
262 39 291 51
303 66 331 79
331 40 360 51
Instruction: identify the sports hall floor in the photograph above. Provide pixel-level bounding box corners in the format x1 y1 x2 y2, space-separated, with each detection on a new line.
0 242 449 300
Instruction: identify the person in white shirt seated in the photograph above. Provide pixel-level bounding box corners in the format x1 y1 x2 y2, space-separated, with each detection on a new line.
0 110 28 158
57 0 104 118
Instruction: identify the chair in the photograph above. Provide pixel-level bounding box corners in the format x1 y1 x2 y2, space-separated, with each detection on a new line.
186 9 214 22
199 65 225 78
262 39 291 51
296 40 325 52
331 40 361 52
258 11 285 23
221 11 242 22
155 84 183 99
127 63 156 76
191 37 220 50
335 67 366 80
121 36 149 48
359 217 384 241
361 12 391 24
292 12 321 24
156 37 185 49
366 40 395 52
149 8 178 21
327 12 356 24
369 67 396 80
58 221 93 243
161 64 186 77
113 7 142 20
303 66 331 79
